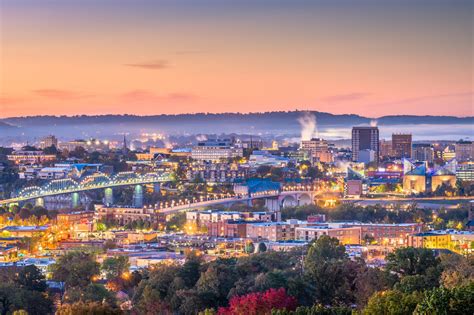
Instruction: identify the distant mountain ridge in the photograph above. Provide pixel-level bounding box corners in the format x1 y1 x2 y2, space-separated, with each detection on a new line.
2 111 472 126
0 111 472 141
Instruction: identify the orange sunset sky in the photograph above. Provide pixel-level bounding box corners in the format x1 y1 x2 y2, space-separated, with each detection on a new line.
0 0 472 118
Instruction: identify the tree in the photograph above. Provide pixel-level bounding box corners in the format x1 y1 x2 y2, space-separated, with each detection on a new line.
306 167 320 180
386 248 441 292
101 256 130 281
43 145 58 155
245 242 255 254
304 236 359 305
65 283 117 305
252 270 289 292
218 288 297 315
414 283 474 315
439 254 474 289
354 266 393 307
69 146 86 159
386 247 439 277
363 290 422 315
56 301 122 315
50 251 100 288
179 251 203 288
257 242 267 253
18 208 31 220
305 235 346 263
16 265 47 292
0 283 52 315
133 264 181 313
166 212 186 231
272 304 352 315
31 206 48 219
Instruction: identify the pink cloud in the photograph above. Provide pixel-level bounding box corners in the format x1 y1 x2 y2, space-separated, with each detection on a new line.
33 89 92 100
120 90 197 103
124 60 169 70
323 93 370 102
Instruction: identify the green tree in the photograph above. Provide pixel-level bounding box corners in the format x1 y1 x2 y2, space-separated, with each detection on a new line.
16 265 47 292
101 256 130 281
50 251 100 288
304 236 359 305
65 283 117 305
305 235 346 263
257 242 267 253
179 251 203 288
386 247 440 277
133 264 181 313
245 242 255 254
56 301 122 315
0 283 52 315
363 290 422 315
414 283 474 315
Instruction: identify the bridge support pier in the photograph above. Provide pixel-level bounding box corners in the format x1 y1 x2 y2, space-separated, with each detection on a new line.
71 192 80 208
264 198 280 212
133 185 143 208
104 188 114 205
35 197 44 207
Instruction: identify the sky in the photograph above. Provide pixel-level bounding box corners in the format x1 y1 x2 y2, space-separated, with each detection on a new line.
0 0 472 118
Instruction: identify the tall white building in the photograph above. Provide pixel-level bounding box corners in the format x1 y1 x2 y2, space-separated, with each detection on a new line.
191 139 243 162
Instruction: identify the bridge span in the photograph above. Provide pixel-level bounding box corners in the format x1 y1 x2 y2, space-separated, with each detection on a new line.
0 172 173 206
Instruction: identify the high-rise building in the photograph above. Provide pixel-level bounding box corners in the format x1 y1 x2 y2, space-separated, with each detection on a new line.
412 144 434 163
392 134 412 159
39 135 58 149
191 139 243 162
352 126 379 163
456 162 474 182
454 140 474 162
379 139 392 159
300 138 333 163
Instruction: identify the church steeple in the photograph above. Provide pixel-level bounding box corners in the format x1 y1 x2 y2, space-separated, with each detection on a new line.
122 134 128 154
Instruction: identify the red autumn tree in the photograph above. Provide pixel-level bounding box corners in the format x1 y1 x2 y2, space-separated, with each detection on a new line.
218 287 297 315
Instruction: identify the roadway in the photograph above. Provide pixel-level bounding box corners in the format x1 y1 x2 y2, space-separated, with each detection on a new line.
156 194 473 214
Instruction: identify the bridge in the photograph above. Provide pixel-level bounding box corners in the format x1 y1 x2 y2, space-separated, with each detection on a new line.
0 172 173 207
154 186 473 214
156 185 321 214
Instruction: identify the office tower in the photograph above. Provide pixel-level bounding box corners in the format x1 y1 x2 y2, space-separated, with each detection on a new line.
352 126 379 163
455 140 474 162
300 138 333 163
392 134 412 159
379 139 392 159
411 143 434 163
191 139 243 162
39 135 58 149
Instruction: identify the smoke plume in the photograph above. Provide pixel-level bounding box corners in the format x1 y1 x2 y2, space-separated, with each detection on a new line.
196 134 208 141
298 112 318 141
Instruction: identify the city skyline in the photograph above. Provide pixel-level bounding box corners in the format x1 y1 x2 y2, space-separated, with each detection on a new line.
1 0 473 118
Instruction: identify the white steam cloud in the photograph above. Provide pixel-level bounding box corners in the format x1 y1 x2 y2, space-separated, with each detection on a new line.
196 134 208 142
370 119 378 127
298 112 318 141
